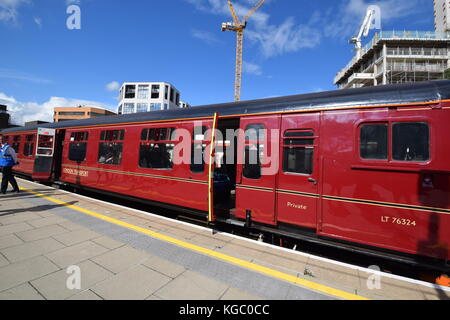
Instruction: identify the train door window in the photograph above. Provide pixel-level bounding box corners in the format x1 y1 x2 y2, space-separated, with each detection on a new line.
139 127 176 169
243 124 265 179
12 136 21 153
282 130 315 174
69 132 89 162
23 135 35 157
360 124 388 160
392 122 429 162
37 135 54 156
191 126 208 173
98 130 124 165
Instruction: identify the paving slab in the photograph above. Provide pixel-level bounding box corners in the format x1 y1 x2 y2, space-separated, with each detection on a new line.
0 222 33 237
142 255 186 279
45 241 109 268
68 289 103 300
0 283 44 300
30 260 113 300
1 237 66 263
0 253 9 267
91 245 149 274
91 236 125 250
0 212 43 225
16 224 69 242
0 234 23 250
0 256 60 292
220 287 263 300
154 270 229 300
52 229 101 246
91 264 171 300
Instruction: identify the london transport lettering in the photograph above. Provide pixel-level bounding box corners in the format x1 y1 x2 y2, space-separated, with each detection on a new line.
62 167 89 177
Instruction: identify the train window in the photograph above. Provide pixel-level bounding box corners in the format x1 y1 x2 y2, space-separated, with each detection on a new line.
360 124 388 160
36 135 54 156
100 130 124 141
69 132 89 162
70 132 89 141
282 130 314 175
393 122 429 162
139 127 176 169
243 124 265 179
69 143 87 162
12 136 21 153
98 130 124 165
191 126 208 173
23 135 35 157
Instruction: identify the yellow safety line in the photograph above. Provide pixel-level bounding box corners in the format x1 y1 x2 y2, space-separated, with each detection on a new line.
20 186 369 300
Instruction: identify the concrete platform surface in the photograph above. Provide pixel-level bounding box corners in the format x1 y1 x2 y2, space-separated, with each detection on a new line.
0 177 449 300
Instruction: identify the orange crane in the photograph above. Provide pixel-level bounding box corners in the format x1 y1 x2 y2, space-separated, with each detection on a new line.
221 0 266 102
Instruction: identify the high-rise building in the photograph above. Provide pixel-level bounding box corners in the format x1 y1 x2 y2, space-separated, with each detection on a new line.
434 0 450 32
117 82 184 115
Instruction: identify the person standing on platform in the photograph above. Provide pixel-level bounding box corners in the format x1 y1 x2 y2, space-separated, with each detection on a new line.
0 135 20 194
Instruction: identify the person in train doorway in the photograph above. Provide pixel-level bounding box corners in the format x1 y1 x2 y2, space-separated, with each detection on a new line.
0 135 20 194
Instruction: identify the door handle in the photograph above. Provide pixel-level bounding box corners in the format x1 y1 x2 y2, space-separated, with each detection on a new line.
308 178 317 185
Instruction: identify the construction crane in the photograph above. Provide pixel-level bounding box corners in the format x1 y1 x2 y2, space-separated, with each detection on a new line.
221 0 266 102
350 6 378 59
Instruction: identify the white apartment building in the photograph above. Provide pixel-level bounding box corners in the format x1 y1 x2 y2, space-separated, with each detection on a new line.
434 0 450 32
117 82 181 115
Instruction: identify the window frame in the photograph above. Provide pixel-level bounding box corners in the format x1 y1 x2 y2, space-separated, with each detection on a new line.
138 127 177 170
68 131 89 162
358 120 431 165
242 124 266 180
97 129 125 166
23 135 35 157
282 129 316 176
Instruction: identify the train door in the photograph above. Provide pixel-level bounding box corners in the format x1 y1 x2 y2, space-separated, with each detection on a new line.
276 113 320 230
234 116 280 225
52 129 66 180
32 128 56 181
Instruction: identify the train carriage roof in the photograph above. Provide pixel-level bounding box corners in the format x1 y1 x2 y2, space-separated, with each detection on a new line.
2 80 450 134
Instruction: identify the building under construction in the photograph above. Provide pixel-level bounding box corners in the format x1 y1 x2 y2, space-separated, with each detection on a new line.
334 30 450 89
334 1 450 89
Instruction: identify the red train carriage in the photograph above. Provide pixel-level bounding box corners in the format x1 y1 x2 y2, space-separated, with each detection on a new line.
2 81 450 265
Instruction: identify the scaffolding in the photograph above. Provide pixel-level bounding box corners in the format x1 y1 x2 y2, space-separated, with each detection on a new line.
334 30 450 89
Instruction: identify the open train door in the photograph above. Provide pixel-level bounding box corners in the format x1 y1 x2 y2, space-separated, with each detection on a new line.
32 128 56 181
207 113 219 224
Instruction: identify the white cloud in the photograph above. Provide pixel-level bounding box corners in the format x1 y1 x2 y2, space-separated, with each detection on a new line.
0 0 30 23
0 93 113 126
186 0 321 58
106 81 120 92
33 16 41 28
0 69 52 84
324 0 423 40
243 61 262 75
247 17 321 58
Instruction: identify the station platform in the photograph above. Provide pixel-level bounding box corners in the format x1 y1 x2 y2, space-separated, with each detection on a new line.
0 178 449 300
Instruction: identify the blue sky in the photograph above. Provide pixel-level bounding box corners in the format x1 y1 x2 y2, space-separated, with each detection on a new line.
0 0 434 125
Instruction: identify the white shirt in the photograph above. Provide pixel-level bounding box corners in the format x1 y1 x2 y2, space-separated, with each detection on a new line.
1 143 18 164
